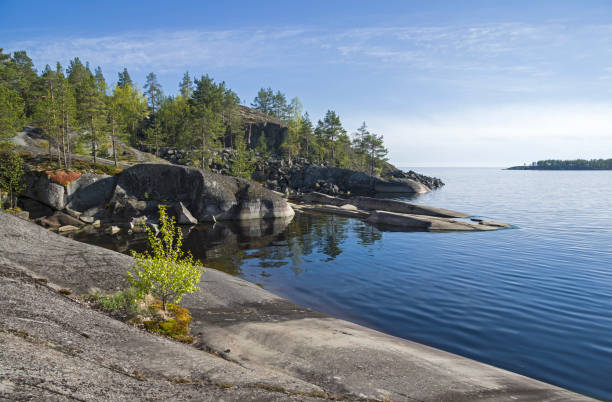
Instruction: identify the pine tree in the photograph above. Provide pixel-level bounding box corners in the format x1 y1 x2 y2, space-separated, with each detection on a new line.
179 71 193 98
315 110 346 166
117 68 133 88
363 132 388 176
251 87 274 115
10 51 39 117
283 97 303 157
144 72 163 155
230 132 255 179
298 112 314 160
0 86 25 142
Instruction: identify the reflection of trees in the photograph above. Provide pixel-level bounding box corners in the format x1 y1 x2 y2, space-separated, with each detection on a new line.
69 212 384 278
355 221 383 246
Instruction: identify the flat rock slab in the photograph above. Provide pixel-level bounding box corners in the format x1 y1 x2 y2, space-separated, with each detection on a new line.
353 195 470 218
366 210 508 231
0 212 589 401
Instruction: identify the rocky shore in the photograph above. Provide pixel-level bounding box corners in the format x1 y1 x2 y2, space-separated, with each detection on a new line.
145 146 444 196
14 163 509 234
0 211 591 401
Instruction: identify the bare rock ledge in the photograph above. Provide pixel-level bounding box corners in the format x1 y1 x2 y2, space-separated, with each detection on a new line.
0 211 588 401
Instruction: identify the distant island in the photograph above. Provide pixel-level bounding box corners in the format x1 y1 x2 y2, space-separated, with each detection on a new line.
507 159 612 170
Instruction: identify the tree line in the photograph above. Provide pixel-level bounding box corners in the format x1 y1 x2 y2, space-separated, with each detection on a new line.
0 49 389 176
522 159 612 170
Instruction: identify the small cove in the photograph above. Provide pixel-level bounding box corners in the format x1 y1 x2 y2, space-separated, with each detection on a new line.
67 167 612 400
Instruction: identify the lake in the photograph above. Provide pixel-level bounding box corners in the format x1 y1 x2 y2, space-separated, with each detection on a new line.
69 167 612 400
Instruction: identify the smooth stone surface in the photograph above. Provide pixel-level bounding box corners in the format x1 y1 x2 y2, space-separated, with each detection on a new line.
0 212 588 401
354 196 470 218
172 201 198 225
374 177 430 193
366 210 502 231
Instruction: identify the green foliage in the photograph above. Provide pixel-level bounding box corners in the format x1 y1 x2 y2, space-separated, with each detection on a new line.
128 205 204 311
231 134 255 179
0 146 25 209
315 110 348 166
94 287 140 312
117 68 133 88
0 85 24 141
0 49 394 179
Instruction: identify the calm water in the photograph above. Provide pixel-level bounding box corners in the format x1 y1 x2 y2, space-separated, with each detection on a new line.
70 168 612 399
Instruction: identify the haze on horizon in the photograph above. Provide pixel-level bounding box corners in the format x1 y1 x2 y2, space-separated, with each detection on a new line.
3 0 612 167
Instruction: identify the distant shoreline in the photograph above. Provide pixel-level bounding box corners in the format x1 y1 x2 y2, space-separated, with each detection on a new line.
507 158 612 170
506 166 612 170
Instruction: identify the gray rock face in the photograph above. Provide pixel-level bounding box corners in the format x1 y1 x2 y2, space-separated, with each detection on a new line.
296 166 431 195
66 173 116 213
108 164 294 223
22 171 66 210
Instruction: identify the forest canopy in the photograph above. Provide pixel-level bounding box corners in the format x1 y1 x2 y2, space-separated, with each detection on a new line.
0 49 389 175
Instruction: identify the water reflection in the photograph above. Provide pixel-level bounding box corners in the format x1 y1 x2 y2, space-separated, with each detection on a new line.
67 213 384 278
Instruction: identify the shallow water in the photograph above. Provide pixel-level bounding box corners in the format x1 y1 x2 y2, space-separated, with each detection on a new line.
69 167 612 399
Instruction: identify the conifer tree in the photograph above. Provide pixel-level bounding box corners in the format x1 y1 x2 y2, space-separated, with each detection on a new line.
251 87 274 115
0 85 25 142
179 71 193 98
144 72 163 155
117 68 133 88
315 110 346 166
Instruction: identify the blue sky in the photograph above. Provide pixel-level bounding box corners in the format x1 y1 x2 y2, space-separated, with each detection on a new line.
3 0 612 166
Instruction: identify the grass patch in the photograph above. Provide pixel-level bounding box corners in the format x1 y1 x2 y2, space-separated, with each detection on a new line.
85 288 141 320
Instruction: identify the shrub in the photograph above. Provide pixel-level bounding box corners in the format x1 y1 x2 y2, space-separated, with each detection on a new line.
127 205 204 311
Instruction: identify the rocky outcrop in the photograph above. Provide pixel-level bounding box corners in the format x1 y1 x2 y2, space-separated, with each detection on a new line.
293 192 510 232
267 164 433 195
107 164 294 223
146 147 444 197
19 164 295 228
21 170 115 224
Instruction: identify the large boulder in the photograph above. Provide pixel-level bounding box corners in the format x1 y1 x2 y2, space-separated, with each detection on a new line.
22 171 67 210
66 173 117 213
107 164 294 223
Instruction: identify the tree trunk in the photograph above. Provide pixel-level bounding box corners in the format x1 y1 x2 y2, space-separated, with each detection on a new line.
112 118 118 167
91 114 97 164
201 125 206 169
66 114 71 169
